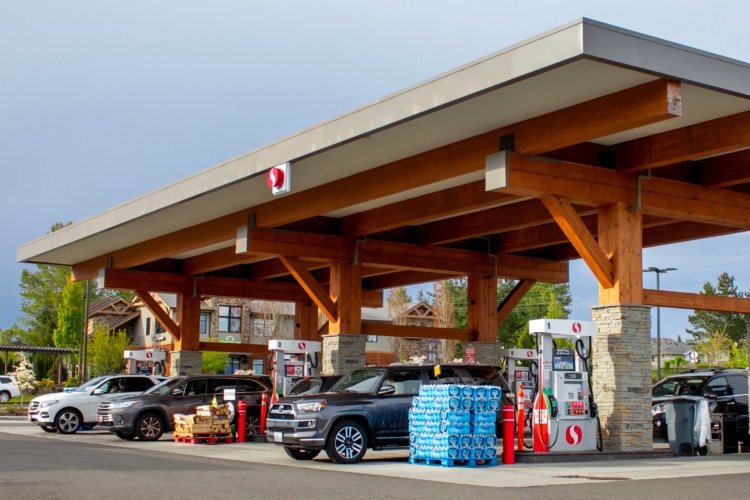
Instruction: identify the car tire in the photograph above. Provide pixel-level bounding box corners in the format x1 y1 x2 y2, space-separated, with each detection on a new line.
115 431 137 440
135 413 164 441
0 391 10 402
284 447 321 460
325 419 367 464
55 408 82 434
40 425 57 433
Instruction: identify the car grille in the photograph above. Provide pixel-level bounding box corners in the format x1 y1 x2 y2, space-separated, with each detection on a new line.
29 401 40 411
268 403 296 420
97 402 113 422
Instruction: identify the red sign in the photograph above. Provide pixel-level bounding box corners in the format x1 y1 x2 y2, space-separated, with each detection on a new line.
565 425 583 445
146 352 153 359
267 167 285 188
465 347 475 363
571 322 582 334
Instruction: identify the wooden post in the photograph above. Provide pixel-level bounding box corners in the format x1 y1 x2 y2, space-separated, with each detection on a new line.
329 260 362 334
175 293 201 351
598 203 643 304
468 273 498 342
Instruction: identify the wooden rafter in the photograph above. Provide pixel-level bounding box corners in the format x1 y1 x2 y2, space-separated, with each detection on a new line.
514 79 681 156
497 279 536 325
361 322 475 341
699 149 750 188
643 289 750 314
489 151 750 229
540 195 614 288
614 109 750 172
134 290 180 341
278 255 338 323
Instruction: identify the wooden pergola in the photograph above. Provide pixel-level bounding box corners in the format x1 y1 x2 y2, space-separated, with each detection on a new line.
18 19 750 360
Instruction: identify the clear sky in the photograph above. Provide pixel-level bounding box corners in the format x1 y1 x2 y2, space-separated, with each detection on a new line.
2 1 749 340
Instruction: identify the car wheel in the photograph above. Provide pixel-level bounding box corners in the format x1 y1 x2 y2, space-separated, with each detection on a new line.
115 431 137 440
244 414 261 437
284 447 321 460
40 425 57 433
325 419 367 464
135 413 164 441
55 409 82 434
0 391 10 402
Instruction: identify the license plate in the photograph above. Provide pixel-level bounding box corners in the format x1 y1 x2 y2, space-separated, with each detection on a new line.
273 431 283 443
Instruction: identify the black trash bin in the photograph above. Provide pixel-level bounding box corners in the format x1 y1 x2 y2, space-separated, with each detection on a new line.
664 396 710 456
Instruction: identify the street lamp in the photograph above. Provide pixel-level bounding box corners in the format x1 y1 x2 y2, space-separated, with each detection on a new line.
643 266 676 380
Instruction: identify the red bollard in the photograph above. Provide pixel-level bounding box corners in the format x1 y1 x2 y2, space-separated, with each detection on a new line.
502 404 515 465
260 392 268 435
517 386 525 451
237 399 246 443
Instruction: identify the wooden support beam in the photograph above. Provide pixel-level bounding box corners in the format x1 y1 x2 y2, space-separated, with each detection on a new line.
643 289 750 314
467 273 498 342
175 294 201 351
514 79 681 156
488 151 750 229
182 246 263 275
238 227 353 261
361 322 476 341
598 203 642 304
135 290 180 341
541 195 614 288
99 268 192 294
497 279 536 325
329 260 362 334
363 270 458 291
340 180 520 238
279 255 338 323
699 149 750 188
614 109 750 172
198 276 311 302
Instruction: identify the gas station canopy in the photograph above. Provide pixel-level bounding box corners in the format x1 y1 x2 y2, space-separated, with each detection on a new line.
17 18 750 343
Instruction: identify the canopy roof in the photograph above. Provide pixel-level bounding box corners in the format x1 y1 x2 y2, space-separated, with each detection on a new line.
18 19 750 302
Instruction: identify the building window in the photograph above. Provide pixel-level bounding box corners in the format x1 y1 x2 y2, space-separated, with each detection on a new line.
219 306 242 333
145 318 151 336
252 316 274 336
199 313 209 334
155 320 165 334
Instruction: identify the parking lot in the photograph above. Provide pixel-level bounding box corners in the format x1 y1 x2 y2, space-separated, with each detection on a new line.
3 416 750 490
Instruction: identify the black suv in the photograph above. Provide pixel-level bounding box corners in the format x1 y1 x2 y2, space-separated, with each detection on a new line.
97 374 272 441
652 369 748 443
266 363 510 464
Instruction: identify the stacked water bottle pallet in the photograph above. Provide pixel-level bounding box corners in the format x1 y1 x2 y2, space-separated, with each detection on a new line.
408 384 501 467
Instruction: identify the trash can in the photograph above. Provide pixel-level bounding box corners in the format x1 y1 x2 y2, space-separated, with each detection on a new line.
708 413 738 454
664 396 710 456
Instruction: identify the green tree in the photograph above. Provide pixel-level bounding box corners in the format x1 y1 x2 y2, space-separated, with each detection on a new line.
696 329 731 368
202 341 229 374
54 280 87 351
687 272 747 344
496 281 572 347
87 326 129 377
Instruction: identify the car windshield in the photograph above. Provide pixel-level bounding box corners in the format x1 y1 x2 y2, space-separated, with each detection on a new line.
329 369 384 394
73 375 109 392
652 376 708 397
144 377 184 395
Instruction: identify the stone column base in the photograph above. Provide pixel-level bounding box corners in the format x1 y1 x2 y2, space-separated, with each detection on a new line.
592 304 652 452
322 334 366 375
170 350 203 376
464 341 504 365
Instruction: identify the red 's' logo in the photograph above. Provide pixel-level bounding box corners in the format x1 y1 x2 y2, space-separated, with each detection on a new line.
565 425 583 445
571 322 582 334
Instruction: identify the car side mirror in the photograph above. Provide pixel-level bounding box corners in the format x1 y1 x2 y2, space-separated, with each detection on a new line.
378 385 396 396
93 388 105 395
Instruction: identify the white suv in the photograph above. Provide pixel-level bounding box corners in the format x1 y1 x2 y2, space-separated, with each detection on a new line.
0 375 20 401
28 374 163 434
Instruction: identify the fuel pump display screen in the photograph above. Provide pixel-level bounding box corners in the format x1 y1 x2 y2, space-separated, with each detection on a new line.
552 349 575 371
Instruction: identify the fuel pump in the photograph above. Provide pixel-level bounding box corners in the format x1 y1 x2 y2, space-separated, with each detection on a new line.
267 340 321 400
498 348 538 445
123 348 167 375
528 319 601 453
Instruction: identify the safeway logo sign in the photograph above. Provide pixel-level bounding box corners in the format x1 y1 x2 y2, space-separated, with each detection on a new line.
565 425 583 445
571 322 582 334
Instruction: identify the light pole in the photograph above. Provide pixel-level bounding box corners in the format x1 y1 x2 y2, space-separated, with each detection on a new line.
643 266 676 380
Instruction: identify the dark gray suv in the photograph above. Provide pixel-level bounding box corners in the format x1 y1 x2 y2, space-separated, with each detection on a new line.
97 374 272 441
266 363 510 464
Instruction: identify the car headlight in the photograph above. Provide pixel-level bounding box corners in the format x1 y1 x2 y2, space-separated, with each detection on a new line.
296 401 326 412
652 403 666 416
110 400 141 409
41 400 60 408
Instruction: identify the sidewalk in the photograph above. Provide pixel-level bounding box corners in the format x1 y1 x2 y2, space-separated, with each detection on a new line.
3 417 749 488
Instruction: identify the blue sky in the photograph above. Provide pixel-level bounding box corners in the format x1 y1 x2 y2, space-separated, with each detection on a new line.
2 1 749 340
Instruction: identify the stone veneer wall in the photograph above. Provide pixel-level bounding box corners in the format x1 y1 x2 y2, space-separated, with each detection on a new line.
592 304 652 452
171 350 203 376
322 334 366 375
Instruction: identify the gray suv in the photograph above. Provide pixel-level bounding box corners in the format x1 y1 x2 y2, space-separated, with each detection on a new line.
266 363 510 464
97 374 272 441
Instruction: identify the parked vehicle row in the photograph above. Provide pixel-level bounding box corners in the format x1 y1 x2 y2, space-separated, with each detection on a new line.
0 375 20 402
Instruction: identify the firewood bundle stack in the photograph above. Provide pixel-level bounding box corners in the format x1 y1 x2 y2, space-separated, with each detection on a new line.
174 403 232 437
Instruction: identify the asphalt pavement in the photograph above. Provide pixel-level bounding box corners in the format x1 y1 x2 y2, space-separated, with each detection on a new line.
2 416 749 489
